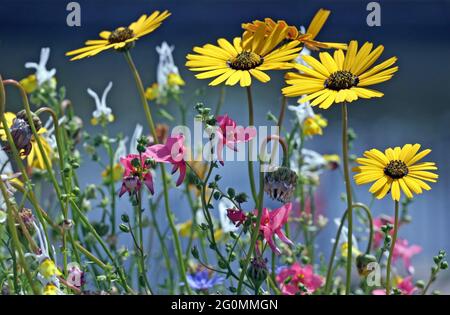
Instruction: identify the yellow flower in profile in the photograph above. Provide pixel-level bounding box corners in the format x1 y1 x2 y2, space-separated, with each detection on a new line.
66 10 171 61
0 112 52 170
19 75 38 94
145 83 160 101
39 258 62 279
282 40 398 109
341 242 361 258
186 22 301 87
353 144 438 201
177 219 223 241
101 163 123 184
303 114 327 136
242 9 347 51
167 73 185 87
43 283 59 295
323 154 340 170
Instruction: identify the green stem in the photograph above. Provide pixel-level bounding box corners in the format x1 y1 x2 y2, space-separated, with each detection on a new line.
214 86 226 116
324 202 373 294
341 103 353 295
136 189 152 294
123 51 191 294
70 200 132 294
386 200 399 295
149 199 174 294
0 181 39 294
236 173 264 294
277 96 287 128
245 86 258 205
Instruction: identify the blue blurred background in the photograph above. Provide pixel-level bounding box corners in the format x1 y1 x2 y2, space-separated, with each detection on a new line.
1 0 449 292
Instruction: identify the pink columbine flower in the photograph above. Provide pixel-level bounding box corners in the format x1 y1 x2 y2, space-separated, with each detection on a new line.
215 114 256 165
226 209 247 227
276 263 324 295
146 134 187 186
119 153 154 198
253 203 293 255
393 238 422 274
372 276 417 295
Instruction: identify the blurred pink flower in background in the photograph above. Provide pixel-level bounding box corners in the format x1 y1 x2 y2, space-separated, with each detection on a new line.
276 263 324 295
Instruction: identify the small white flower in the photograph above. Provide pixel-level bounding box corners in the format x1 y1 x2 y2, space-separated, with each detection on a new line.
25 47 56 86
332 217 359 252
156 42 180 93
129 123 143 155
87 81 114 123
290 148 327 182
0 148 19 211
113 137 128 164
42 116 66 151
288 101 315 125
218 198 238 233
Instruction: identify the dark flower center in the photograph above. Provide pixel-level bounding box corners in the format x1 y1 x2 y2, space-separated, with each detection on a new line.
108 27 134 44
228 51 263 70
384 160 409 179
324 70 359 90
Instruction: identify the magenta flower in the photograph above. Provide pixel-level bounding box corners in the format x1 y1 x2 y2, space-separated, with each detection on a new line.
372 276 417 295
253 203 293 255
393 238 422 273
119 153 154 198
276 263 324 295
146 134 187 186
215 114 256 165
226 209 247 227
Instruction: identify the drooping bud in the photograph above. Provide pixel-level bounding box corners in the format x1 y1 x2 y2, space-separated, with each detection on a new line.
356 254 377 276
16 208 36 236
264 166 298 203
246 257 268 289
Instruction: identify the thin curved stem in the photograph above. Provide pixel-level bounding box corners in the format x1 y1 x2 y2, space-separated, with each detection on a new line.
236 173 264 294
123 51 191 294
0 180 39 294
4 81 78 274
324 202 374 294
245 86 258 204
277 96 287 128
341 103 354 295
386 200 399 295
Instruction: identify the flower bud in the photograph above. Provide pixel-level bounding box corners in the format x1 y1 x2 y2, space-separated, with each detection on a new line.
246 257 268 289
264 166 298 203
191 246 200 259
356 254 377 276
16 208 36 236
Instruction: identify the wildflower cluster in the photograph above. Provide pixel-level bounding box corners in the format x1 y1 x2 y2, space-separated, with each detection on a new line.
0 6 445 297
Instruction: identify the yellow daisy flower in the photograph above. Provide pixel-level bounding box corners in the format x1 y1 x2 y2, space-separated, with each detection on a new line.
242 9 347 51
186 22 301 87
353 144 438 201
66 10 171 61
282 40 398 109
